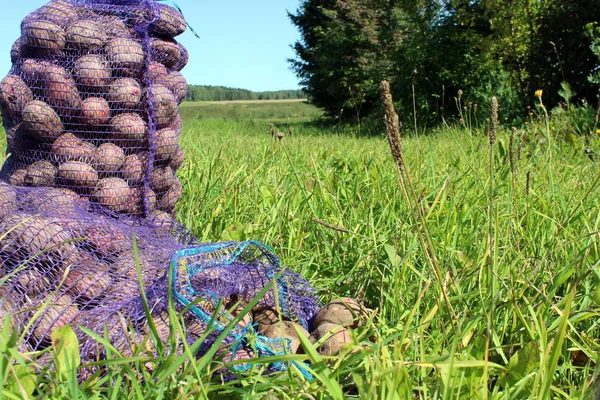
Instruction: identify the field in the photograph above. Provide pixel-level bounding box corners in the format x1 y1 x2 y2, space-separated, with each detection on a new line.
2 100 600 398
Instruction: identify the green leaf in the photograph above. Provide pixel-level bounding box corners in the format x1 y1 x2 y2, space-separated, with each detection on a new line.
384 244 401 268
6 363 36 398
220 222 245 242
497 341 539 387
51 324 81 380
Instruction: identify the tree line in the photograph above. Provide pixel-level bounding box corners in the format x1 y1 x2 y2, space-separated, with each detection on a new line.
288 0 600 125
185 85 306 102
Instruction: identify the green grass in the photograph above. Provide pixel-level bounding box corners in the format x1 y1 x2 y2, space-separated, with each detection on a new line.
1 100 600 399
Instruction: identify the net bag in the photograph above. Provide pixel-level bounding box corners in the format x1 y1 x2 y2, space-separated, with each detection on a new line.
0 0 188 218
0 184 319 373
0 0 322 375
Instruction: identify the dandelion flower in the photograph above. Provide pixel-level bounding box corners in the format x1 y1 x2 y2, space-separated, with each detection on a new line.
597 128 600 134
535 89 543 98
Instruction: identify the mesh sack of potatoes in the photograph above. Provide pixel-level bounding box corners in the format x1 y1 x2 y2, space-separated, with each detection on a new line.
0 184 323 373
0 0 188 218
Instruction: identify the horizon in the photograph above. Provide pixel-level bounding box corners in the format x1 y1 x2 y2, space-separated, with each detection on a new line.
0 0 304 92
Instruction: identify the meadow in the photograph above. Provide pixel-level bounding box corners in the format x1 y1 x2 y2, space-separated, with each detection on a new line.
1 99 600 398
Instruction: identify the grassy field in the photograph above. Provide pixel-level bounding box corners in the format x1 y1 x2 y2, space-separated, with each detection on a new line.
2 100 600 398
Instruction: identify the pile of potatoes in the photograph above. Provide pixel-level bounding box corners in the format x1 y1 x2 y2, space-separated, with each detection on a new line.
0 0 188 217
0 183 182 349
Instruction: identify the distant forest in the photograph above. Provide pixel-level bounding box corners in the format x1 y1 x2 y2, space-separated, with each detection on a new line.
185 85 306 102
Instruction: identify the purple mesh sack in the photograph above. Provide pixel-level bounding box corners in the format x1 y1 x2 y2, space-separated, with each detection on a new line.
0 0 188 218
0 0 321 377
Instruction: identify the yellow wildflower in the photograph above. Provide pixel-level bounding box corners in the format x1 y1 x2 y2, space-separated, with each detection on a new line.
597 128 600 134
535 89 543 98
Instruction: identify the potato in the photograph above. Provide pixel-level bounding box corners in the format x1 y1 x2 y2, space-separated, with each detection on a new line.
149 209 174 233
157 179 182 212
57 161 97 190
111 253 162 283
120 152 148 186
13 268 52 296
147 62 168 84
110 113 148 146
146 84 177 129
0 213 73 256
150 37 181 69
42 63 81 111
8 168 27 186
22 187 77 215
22 100 63 142
262 321 310 354
253 306 287 333
85 224 130 259
11 37 27 64
127 187 156 215
64 256 112 303
94 177 132 212
66 19 107 50
0 184 17 220
0 75 34 120
93 143 125 176
155 128 179 164
51 132 95 163
108 78 141 109
19 59 53 81
80 97 110 126
165 71 187 104
98 15 131 39
150 165 175 193
74 54 111 90
309 323 351 356
31 294 79 344
106 38 144 78
24 0 79 28
174 42 189 72
170 146 185 171
311 297 370 329
22 21 66 55
149 4 186 37
25 160 57 186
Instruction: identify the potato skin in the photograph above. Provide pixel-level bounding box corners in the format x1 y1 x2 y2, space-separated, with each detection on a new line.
120 152 148 186
0 184 18 220
80 97 110 126
66 19 107 50
30 294 79 344
22 100 64 142
93 143 125 176
22 21 66 55
311 297 369 329
106 38 144 78
0 75 33 121
150 37 181 69
110 113 148 146
165 71 187 104
146 84 178 129
108 78 142 110
149 4 187 38
93 177 132 213
309 323 351 356
150 165 175 193
155 128 179 164
58 161 99 190
74 54 111 90
51 132 95 163
25 160 57 187
262 321 310 354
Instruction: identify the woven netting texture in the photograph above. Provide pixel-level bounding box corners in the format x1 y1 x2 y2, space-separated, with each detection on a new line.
0 0 188 219
0 0 320 372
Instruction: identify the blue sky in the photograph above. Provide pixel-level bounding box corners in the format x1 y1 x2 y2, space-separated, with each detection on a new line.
0 0 304 91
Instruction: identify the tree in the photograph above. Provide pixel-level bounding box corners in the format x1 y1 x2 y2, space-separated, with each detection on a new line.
289 0 404 121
